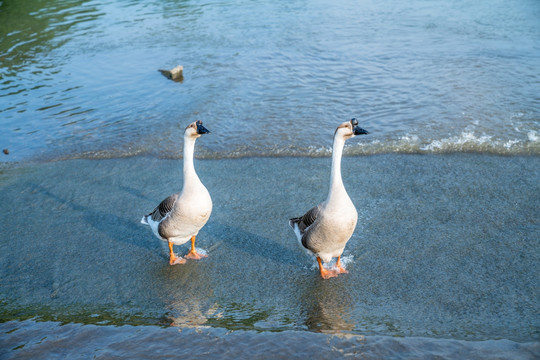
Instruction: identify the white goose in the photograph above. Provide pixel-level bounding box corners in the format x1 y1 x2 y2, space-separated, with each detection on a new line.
290 118 368 279
141 120 212 265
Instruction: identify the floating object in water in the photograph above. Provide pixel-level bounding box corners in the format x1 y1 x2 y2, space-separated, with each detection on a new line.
3 149 8 155
141 120 212 265
158 65 184 82
289 118 369 279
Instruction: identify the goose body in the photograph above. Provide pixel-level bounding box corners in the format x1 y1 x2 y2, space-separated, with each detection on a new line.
141 120 212 265
290 118 368 279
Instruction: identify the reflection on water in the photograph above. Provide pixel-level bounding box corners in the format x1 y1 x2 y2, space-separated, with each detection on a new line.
302 279 355 334
160 261 221 328
0 0 100 73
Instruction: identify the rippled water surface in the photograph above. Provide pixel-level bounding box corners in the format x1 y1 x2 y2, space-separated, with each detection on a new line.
1 0 539 161
1 1 539 358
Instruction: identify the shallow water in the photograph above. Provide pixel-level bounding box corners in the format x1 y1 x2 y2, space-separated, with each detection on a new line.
0 155 539 358
1 0 539 161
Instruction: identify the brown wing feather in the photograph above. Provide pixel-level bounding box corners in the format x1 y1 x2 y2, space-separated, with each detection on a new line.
289 204 321 234
148 193 178 222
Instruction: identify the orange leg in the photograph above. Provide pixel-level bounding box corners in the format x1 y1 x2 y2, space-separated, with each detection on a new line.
168 241 186 265
336 256 348 274
185 236 207 260
317 257 339 279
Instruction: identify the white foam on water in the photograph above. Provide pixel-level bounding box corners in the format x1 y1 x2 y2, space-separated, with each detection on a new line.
27 126 540 162
336 254 355 269
309 254 355 271
528 130 539 142
193 248 208 257
421 131 493 152
504 139 520 149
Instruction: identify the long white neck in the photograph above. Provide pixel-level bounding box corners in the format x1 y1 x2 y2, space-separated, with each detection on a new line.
326 134 347 202
183 135 200 188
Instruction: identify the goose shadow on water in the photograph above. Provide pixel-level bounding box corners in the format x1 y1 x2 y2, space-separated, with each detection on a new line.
204 222 303 268
118 184 155 202
28 182 158 253
0 179 179 320
23 182 272 326
26 177 303 268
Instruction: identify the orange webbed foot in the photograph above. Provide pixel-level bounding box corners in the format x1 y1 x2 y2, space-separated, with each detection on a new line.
185 249 208 260
317 257 339 279
185 236 207 260
168 241 186 265
335 256 348 274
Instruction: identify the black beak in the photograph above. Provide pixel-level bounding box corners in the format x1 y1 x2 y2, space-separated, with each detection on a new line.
196 122 210 135
354 126 369 135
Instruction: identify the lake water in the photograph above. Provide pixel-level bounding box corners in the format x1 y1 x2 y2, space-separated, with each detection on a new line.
0 0 539 358
1 0 539 161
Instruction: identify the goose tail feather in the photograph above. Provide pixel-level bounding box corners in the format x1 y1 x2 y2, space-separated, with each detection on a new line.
289 219 303 244
289 217 301 229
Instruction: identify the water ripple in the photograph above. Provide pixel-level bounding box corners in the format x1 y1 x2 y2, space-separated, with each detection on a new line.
0 0 539 161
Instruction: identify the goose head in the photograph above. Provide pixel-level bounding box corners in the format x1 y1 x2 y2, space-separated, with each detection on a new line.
185 120 210 139
335 118 368 140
